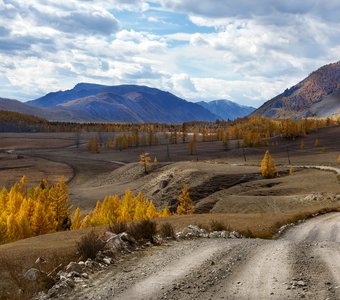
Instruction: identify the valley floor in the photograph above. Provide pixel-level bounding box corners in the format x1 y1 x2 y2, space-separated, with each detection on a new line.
65 212 340 300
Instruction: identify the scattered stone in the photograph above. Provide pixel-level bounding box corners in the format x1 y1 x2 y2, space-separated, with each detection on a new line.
103 257 112 265
297 281 307 287
24 268 42 281
35 257 46 265
229 231 241 239
66 262 84 274
66 271 81 279
120 232 137 244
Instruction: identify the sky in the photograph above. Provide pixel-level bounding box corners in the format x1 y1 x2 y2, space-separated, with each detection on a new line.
0 1 340 107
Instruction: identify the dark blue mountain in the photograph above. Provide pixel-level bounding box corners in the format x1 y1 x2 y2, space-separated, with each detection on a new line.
27 83 218 123
197 99 255 120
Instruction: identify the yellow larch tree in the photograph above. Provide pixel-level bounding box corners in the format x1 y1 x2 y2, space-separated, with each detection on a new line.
159 207 171 218
176 184 194 215
71 208 82 230
48 178 71 231
101 195 122 224
260 150 277 178
300 139 305 149
139 153 151 174
0 214 7 243
6 213 22 241
146 201 159 219
31 201 50 236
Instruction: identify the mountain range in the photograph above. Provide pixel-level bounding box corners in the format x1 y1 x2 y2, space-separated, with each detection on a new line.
1 60 340 122
0 84 253 123
253 60 340 119
197 100 255 120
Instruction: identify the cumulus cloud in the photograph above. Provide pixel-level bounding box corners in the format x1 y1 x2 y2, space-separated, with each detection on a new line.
160 0 340 23
0 0 340 108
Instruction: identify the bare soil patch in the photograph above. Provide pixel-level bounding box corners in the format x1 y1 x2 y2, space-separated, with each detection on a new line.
0 153 73 188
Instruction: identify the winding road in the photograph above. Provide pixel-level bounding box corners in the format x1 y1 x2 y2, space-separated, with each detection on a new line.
64 212 340 300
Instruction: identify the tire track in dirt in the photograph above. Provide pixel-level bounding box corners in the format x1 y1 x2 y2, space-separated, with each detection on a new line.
216 240 295 300
67 240 243 300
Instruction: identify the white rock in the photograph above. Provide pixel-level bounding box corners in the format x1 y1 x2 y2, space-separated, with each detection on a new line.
35 257 46 265
24 268 41 281
66 262 83 273
103 257 112 265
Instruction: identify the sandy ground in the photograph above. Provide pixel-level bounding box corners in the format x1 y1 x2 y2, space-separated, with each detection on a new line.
0 153 73 188
0 125 339 211
64 212 340 300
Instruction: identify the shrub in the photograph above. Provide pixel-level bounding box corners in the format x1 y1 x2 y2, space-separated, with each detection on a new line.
108 221 128 234
128 220 157 243
159 222 175 239
210 220 228 232
240 228 255 238
76 230 105 260
195 223 210 231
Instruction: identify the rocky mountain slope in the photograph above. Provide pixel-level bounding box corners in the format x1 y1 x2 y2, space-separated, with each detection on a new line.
26 83 218 123
197 99 255 120
253 60 340 119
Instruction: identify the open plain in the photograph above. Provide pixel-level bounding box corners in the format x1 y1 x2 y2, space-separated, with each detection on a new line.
0 125 339 298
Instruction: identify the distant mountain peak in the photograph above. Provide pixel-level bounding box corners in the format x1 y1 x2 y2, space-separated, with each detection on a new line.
197 99 255 120
252 60 340 119
73 82 105 90
24 83 218 123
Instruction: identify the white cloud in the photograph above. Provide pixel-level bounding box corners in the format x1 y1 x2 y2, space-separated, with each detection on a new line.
0 0 340 109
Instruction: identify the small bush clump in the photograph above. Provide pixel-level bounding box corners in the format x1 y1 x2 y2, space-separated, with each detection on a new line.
76 230 105 259
159 222 175 239
210 220 228 232
108 221 128 234
128 220 157 243
108 220 158 243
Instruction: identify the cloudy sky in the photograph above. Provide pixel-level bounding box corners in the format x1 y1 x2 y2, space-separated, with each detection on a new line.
0 0 340 107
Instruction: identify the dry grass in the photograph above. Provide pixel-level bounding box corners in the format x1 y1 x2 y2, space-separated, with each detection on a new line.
158 222 176 239
108 221 128 234
156 204 340 239
0 250 78 299
109 220 158 243
0 227 102 298
77 230 106 260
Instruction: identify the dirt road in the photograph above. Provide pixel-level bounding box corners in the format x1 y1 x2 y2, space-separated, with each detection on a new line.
63 213 340 300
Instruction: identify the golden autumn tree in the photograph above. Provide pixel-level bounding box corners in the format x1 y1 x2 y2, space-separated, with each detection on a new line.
71 208 82 230
0 214 7 243
146 201 159 219
139 153 151 174
261 150 276 178
189 133 197 156
31 201 49 236
337 155 340 163
48 178 71 231
176 184 194 215
159 207 171 218
87 136 100 153
300 139 305 149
